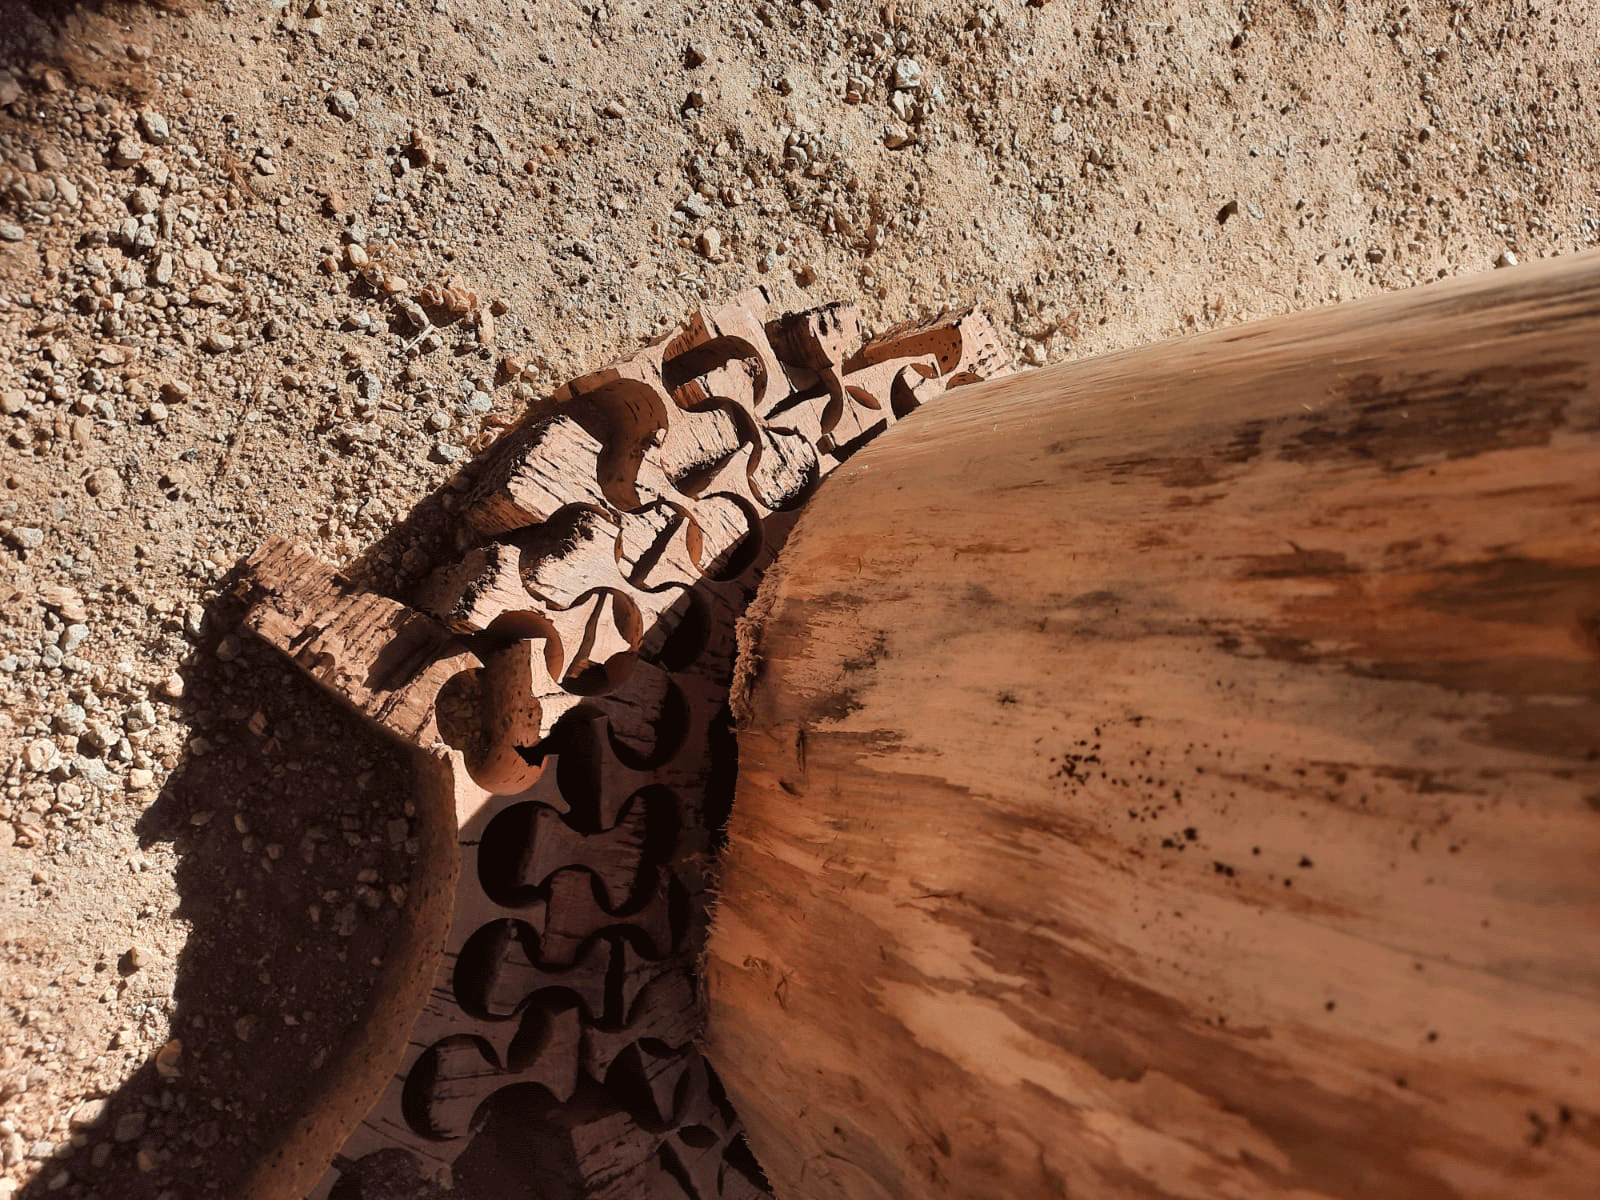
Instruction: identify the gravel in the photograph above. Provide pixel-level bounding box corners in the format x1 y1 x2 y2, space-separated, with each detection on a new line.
137 110 171 145
325 90 358 121
1 0 1597 1195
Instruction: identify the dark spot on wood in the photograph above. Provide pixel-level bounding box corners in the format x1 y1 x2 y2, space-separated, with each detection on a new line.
1234 546 1356 580
813 689 864 721
1298 856 1314 868
1066 589 1122 609
1370 766 1460 795
1577 610 1600 659
1417 557 1600 628
1053 749 1103 785
1282 362 1587 470
842 631 889 673
1477 701 1600 762
1254 634 1320 663
1104 454 1229 489
1527 1111 1550 1147
1219 419 1268 464
1166 491 1228 510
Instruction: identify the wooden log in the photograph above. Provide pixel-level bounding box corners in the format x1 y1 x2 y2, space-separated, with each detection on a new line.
706 253 1600 1200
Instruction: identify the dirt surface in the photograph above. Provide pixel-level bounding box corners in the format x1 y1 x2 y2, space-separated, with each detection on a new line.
0 0 1596 1196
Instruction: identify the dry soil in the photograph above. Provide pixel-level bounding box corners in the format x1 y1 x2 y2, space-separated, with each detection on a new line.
1 0 1597 1197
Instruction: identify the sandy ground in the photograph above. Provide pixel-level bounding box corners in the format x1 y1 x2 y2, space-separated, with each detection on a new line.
0 0 1597 1196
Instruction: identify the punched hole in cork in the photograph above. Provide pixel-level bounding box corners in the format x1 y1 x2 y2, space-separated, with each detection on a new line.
476 788 676 912
453 919 608 1022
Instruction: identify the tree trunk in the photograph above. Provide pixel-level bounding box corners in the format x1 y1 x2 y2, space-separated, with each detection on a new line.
705 253 1600 1200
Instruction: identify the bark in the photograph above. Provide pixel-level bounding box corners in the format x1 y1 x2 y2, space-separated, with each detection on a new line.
706 253 1600 1200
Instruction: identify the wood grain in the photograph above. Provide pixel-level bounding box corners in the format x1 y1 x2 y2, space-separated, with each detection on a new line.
707 253 1600 1200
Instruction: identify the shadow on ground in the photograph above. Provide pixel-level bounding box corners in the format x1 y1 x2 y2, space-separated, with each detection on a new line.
0 0 185 102
16 396 772 1199
15 568 430 1199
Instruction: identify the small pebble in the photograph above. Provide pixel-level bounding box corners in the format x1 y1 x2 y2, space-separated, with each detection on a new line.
23 739 58 772
69 1100 107 1130
139 109 171 143
326 90 359 121
0 222 23 243
892 57 923 90
154 1038 182 1079
112 1111 145 1143
111 134 144 167
697 226 722 259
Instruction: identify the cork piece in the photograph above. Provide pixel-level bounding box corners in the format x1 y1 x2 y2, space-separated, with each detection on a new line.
238 289 1010 1200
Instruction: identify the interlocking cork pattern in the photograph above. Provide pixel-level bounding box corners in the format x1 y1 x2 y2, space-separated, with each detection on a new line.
239 287 1010 1199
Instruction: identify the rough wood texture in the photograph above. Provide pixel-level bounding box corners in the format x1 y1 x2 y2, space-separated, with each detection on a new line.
236 287 1009 1199
707 253 1600 1200
242 539 477 745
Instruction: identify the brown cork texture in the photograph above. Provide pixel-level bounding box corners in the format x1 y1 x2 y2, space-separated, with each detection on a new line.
235 288 1010 1199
